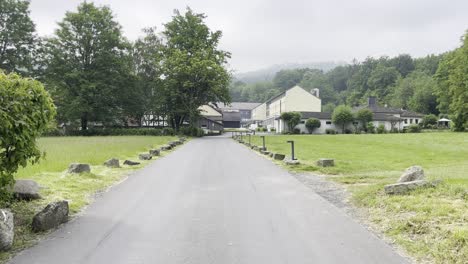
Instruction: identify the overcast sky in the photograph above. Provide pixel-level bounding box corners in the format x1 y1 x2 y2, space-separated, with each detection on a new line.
29 0 468 72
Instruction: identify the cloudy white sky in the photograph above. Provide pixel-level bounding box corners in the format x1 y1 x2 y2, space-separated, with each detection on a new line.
29 0 468 72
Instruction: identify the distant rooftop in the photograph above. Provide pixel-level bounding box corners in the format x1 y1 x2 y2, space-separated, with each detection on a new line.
216 102 262 110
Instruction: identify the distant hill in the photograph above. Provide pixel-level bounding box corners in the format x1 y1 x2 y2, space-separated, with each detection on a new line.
234 61 347 83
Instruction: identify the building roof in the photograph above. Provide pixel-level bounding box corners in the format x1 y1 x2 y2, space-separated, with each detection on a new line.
222 111 241 122
299 112 332 119
373 113 402 121
216 102 262 110
265 85 318 104
198 105 222 117
400 111 424 118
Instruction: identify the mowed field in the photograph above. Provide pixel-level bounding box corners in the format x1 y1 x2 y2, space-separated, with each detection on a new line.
250 133 468 263
1 136 177 261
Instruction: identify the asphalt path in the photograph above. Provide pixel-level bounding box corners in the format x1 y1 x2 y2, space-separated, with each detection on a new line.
10 136 408 264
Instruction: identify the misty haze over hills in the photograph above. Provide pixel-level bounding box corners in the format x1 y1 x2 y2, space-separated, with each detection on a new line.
234 61 347 83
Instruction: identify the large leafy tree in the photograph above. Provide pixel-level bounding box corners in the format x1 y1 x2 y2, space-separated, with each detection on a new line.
0 0 36 74
355 108 373 132
435 31 468 131
45 2 131 130
127 27 165 126
161 8 231 130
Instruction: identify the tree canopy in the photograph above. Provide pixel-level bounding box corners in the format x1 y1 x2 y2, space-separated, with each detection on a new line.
0 0 36 74
332 105 354 133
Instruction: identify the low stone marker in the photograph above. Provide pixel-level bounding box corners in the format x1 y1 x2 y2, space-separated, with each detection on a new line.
258 146 266 152
398 165 424 182
384 180 432 195
149 149 160 156
284 158 300 165
269 152 274 158
252 146 259 151
0 209 14 251
179 137 186 142
273 153 286 161
317 158 335 167
68 163 91 174
123 160 140 166
13 179 41 200
103 158 120 168
138 153 152 160
161 145 172 151
261 150 270 155
32 201 69 232
384 165 440 195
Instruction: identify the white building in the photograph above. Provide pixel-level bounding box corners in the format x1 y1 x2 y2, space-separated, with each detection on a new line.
251 85 321 132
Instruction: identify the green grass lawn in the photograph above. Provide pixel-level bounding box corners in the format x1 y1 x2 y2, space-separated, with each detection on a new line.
1 136 177 262
249 133 468 264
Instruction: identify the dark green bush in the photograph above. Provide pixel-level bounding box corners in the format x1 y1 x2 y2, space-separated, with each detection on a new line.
407 124 421 133
367 122 375 134
325 129 336 134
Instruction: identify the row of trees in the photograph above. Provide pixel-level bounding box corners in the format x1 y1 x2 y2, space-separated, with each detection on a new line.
231 32 467 131
1 0 231 131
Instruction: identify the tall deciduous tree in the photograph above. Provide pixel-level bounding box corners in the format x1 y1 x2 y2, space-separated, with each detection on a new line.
128 27 165 126
435 31 468 131
45 2 131 130
161 8 231 130
0 0 36 74
355 108 373 132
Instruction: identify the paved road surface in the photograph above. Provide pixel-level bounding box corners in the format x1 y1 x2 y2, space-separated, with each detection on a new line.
10 136 407 264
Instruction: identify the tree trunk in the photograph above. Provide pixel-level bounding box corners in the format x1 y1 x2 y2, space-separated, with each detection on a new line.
81 114 88 131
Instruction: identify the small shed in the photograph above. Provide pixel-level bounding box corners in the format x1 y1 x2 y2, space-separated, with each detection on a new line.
438 118 451 128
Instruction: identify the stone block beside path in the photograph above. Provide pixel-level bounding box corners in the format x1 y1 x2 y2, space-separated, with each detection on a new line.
273 153 286 161
317 159 335 167
149 149 160 156
138 153 152 160
32 201 69 232
68 163 91 174
13 179 41 200
103 158 120 168
0 209 14 251
123 160 140 166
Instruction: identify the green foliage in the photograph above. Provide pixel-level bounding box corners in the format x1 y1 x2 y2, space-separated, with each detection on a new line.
422 114 438 128
376 124 386 134
325 128 336 134
356 109 373 132
179 126 205 137
273 69 306 90
367 122 376 134
161 8 231 130
45 2 131 130
435 31 468 131
0 0 36 74
280 112 302 132
0 72 56 187
332 105 354 133
305 118 321 134
407 124 422 133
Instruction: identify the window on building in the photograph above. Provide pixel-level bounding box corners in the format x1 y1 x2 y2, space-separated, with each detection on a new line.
415 119 419 124
300 121 305 124
404 119 407 124
410 119 413 124
326 121 332 125
353 122 358 125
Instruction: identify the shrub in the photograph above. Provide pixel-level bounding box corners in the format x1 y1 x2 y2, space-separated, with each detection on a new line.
162 127 175 136
270 127 276 132
325 129 336 134
332 105 354 133
262 127 267 132
280 112 302 132
65 128 165 136
367 122 375 134
422 114 438 128
305 118 321 134
293 128 301 134
0 72 56 187
376 124 386 134
356 109 373 132
344 129 352 134
407 124 421 133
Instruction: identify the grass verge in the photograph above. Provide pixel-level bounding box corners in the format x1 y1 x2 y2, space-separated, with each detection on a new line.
248 133 467 263
0 136 178 262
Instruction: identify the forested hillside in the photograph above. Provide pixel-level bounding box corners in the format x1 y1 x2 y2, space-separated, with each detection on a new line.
229 32 467 130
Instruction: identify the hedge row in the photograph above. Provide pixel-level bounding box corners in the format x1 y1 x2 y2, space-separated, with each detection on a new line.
43 127 206 137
